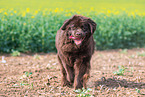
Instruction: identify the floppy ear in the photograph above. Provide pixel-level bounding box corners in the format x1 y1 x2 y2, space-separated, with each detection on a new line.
88 19 97 34
61 15 77 30
61 19 71 30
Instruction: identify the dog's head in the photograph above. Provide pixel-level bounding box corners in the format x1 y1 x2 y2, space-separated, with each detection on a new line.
61 15 96 46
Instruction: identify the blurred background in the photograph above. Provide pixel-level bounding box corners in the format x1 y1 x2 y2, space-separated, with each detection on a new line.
0 0 145 53
1 0 145 13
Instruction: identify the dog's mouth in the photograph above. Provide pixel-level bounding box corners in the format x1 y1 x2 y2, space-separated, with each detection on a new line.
69 35 85 45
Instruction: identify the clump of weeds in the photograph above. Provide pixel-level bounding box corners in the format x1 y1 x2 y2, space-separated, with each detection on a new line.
74 88 93 97
33 54 41 59
119 49 128 54
13 71 33 89
113 65 127 76
11 50 21 56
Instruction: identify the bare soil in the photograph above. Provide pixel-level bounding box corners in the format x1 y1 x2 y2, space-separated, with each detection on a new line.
0 48 145 97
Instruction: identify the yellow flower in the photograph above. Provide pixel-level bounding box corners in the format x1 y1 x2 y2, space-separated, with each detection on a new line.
35 10 38 14
122 8 126 11
90 7 94 11
65 13 72 16
31 16 35 18
10 13 13 16
60 8 64 11
135 9 138 12
76 11 80 14
132 12 135 16
4 12 8 15
114 11 119 15
107 10 111 13
14 11 17 13
23 23 26 26
26 8 30 13
54 8 59 13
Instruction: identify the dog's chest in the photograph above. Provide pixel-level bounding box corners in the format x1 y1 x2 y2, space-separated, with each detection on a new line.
66 52 87 67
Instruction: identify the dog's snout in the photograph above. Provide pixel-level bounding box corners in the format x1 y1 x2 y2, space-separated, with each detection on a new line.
76 32 82 36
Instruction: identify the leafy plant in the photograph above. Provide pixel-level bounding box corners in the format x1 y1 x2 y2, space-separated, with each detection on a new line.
113 66 127 75
18 72 33 89
33 54 41 59
74 88 93 97
11 50 21 56
135 88 141 94
25 72 32 77
119 49 128 54
137 52 145 57
20 81 29 86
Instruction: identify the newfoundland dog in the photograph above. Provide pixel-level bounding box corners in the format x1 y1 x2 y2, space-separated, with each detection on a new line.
55 15 96 89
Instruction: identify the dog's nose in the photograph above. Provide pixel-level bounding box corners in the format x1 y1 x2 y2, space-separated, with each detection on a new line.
76 32 82 36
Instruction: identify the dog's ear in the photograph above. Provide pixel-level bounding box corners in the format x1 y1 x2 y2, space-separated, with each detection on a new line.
88 18 97 34
61 15 78 30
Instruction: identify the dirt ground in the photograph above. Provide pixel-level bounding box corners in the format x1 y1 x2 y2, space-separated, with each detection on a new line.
0 48 145 97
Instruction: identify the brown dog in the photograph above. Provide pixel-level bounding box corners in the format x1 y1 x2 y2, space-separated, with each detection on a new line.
55 15 96 89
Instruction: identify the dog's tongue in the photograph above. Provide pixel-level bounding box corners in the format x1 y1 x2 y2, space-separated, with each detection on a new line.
69 35 75 39
69 35 82 45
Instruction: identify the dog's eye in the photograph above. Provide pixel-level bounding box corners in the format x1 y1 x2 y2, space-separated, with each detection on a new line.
81 25 87 31
82 27 88 31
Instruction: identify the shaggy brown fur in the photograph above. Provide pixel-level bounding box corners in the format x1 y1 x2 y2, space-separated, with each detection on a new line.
55 15 96 89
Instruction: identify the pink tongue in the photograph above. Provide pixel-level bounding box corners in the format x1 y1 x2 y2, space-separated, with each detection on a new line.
74 39 82 45
69 35 79 40
69 35 74 39
69 35 82 45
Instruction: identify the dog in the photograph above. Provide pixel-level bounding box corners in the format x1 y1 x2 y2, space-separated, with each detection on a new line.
55 15 96 89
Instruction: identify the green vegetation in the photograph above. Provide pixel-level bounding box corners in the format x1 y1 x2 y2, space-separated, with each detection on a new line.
13 72 33 89
0 0 145 53
135 88 141 94
19 72 33 89
11 50 21 56
1 0 145 13
137 52 145 57
119 49 128 54
74 88 92 97
113 66 127 76
33 54 41 59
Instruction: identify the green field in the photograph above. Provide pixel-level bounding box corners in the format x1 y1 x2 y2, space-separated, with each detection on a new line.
0 0 145 53
0 0 145 13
